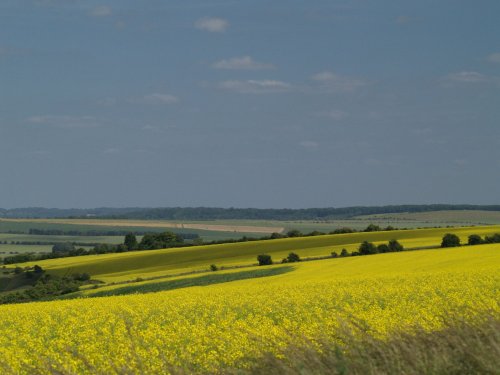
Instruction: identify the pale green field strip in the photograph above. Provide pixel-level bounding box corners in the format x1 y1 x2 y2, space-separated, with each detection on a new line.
357 210 500 224
0 218 284 234
0 233 124 244
21 225 500 283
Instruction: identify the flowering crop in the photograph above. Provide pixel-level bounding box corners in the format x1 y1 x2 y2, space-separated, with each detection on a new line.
0 245 498 374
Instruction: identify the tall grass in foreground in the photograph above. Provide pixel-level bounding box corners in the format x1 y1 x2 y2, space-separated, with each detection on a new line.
22 313 498 374
236 313 500 375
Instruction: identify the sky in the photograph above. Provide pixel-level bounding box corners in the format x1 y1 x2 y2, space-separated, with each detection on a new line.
0 0 499 209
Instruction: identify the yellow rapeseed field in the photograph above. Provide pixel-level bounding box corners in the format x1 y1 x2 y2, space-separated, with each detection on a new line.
0 245 499 374
22 225 500 282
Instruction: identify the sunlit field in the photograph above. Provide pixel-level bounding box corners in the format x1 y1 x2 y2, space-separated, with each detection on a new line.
19 225 500 282
0 244 498 374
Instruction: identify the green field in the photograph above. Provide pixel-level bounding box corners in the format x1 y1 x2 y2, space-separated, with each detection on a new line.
355 210 500 226
21 224 500 283
2 210 499 258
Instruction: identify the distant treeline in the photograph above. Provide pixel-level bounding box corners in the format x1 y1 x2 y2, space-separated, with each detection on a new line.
2 225 397 265
26 228 199 239
1 204 500 220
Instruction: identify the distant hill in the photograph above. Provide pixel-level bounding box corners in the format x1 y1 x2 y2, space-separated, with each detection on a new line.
1 204 500 220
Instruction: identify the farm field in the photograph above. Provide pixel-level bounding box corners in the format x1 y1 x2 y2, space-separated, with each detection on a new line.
19 224 500 283
0 219 266 243
0 233 126 259
356 210 500 226
0 218 283 235
0 244 498 373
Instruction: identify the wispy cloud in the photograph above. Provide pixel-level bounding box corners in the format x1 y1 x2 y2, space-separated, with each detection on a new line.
487 53 500 63
212 56 274 70
217 80 292 94
90 5 112 17
311 71 367 92
140 93 179 105
395 15 410 24
27 115 99 128
444 71 487 83
299 140 319 150
103 147 119 154
195 17 228 33
316 109 348 121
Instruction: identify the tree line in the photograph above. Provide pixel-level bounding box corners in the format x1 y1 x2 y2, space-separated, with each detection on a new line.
2 204 500 220
0 266 93 304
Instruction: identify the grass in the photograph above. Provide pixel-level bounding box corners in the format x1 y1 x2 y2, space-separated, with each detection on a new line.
18 224 500 283
238 313 500 375
62 266 293 299
0 219 263 242
356 209 500 226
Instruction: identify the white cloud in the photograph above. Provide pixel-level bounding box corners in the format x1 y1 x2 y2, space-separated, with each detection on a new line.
299 140 319 149
396 15 410 24
487 53 500 63
27 115 99 128
316 109 348 121
91 5 112 17
444 71 487 83
218 80 292 94
141 93 179 105
98 97 117 106
311 71 367 92
103 148 119 154
195 17 228 33
212 56 274 70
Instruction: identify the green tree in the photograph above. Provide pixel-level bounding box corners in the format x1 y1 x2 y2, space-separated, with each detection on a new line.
364 224 381 232
358 241 378 255
388 239 404 252
340 248 349 257
124 233 138 251
257 254 273 266
287 229 303 238
377 244 390 253
441 233 461 248
52 242 76 253
210 264 218 272
286 252 301 263
468 234 483 246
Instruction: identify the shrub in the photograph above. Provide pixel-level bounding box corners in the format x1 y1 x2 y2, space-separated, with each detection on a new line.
358 241 378 255
307 231 324 236
286 230 302 238
340 248 349 257
52 242 76 254
468 234 483 246
210 264 218 272
388 239 404 252
286 252 301 263
330 227 355 234
441 233 461 248
331 251 338 258
257 254 273 266
377 244 390 253
484 233 500 244
364 224 381 232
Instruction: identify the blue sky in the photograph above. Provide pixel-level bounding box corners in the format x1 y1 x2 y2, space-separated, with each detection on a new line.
1 0 499 208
